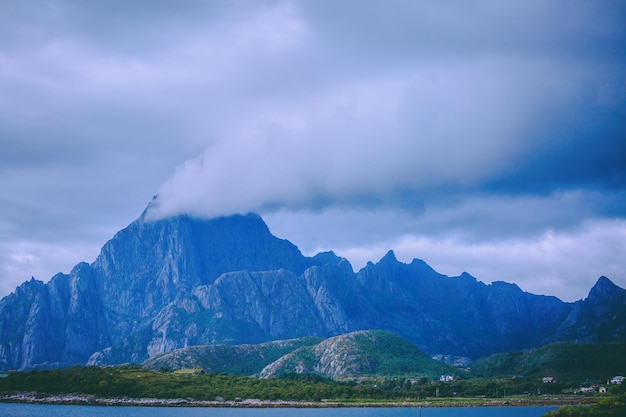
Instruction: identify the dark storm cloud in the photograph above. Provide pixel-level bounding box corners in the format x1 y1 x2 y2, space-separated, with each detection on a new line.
1 0 625 300
150 0 626 219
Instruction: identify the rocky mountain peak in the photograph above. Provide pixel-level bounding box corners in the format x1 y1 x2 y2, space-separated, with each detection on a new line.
587 276 624 303
93 211 311 288
380 250 398 264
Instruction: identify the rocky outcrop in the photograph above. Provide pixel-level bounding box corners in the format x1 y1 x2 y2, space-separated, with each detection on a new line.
142 337 322 375
258 330 456 379
0 207 625 371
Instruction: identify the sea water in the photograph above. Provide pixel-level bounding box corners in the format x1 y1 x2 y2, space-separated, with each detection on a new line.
0 403 558 417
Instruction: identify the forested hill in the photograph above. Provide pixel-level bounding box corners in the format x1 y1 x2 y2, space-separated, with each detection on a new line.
471 341 626 381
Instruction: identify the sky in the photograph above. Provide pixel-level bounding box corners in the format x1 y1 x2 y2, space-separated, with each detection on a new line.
1 0 625 302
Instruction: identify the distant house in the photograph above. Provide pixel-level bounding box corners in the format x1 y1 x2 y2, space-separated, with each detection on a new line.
599 386 607 393
610 376 624 384
173 368 206 375
542 377 555 383
440 375 454 382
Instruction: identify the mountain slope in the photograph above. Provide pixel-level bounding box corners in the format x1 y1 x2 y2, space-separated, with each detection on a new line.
471 341 626 381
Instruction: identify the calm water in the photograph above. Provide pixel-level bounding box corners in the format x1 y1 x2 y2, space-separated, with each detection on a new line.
0 403 557 417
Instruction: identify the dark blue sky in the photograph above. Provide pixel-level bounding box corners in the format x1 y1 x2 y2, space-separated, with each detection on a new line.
1 0 625 301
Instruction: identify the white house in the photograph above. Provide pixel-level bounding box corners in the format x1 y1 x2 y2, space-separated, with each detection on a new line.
610 376 624 384
440 375 454 382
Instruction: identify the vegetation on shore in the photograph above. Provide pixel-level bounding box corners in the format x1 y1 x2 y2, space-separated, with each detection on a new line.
0 365 622 405
1 339 624 409
472 342 626 382
0 366 401 402
544 393 626 416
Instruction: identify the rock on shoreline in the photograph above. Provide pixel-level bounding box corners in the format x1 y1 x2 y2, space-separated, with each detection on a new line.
0 393 600 408
3 393 334 408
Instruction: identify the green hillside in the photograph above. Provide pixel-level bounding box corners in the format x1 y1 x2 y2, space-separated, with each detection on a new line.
143 337 322 375
471 342 626 382
143 330 459 380
260 330 460 379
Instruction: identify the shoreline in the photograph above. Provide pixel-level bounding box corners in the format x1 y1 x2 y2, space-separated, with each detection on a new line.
0 393 601 408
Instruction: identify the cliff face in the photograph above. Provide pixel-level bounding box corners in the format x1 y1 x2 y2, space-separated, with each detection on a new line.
0 211 624 371
0 263 107 370
92 213 311 318
550 276 626 342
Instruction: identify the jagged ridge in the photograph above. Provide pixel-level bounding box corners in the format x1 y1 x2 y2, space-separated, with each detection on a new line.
1 209 625 371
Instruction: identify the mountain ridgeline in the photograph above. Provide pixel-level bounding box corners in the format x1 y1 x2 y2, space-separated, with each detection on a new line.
1 210 625 371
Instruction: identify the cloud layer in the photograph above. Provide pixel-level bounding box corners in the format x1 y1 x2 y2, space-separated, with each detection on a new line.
150 1 626 220
1 1 625 301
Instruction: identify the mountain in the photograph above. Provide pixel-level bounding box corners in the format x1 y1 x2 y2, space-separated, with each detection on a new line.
1 206 625 371
354 251 572 357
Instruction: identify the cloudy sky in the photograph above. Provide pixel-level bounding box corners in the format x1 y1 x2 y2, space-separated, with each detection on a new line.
1 0 625 302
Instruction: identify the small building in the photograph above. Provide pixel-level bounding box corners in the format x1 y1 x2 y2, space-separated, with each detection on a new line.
542 377 555 383
173 368 206 375
599 386 607 393
440 374 454 382
610 376 624 384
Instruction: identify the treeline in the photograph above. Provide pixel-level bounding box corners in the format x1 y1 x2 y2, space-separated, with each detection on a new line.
356 376 626 398
471 342 626 382
2 366 625 403
0 366 397 402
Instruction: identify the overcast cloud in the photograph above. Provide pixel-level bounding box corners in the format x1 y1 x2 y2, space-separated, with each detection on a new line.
1 0 625 302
